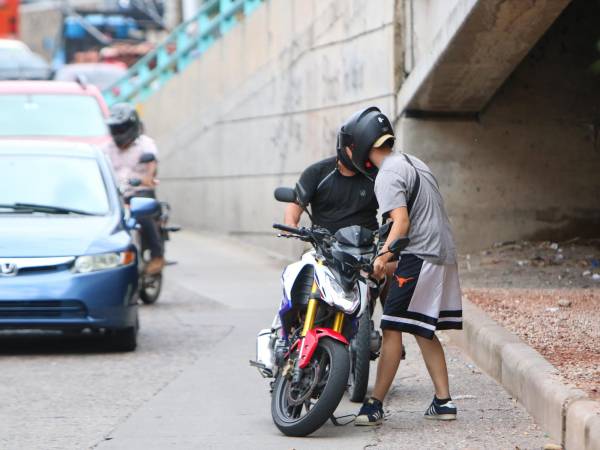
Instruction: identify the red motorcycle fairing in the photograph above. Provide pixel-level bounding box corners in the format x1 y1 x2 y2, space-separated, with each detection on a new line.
290 328 349 369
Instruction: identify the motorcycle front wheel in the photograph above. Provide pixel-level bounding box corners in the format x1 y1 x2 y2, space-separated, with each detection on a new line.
271 338 349 437
140 273 162 304
139 248 162 304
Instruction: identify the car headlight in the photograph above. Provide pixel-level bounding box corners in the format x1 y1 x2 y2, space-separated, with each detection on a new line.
323 274 360 313
73 251 135 273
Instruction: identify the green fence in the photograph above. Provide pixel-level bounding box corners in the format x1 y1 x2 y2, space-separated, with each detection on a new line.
103 0 263 106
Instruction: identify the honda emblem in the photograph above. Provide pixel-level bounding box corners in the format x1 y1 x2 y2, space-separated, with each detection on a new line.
0 262 18 276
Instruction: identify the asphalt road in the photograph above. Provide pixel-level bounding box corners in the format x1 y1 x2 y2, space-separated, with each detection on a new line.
0 231 552 449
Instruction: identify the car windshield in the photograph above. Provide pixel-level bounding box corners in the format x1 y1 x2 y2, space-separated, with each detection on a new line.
0 94 107 137
0 154 110 215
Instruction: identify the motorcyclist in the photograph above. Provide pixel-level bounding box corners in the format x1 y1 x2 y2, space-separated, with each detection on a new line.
284 107 384 233
103 103 164 275
284 106 405 356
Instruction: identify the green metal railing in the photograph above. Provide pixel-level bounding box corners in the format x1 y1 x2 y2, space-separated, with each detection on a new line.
102 0 263 106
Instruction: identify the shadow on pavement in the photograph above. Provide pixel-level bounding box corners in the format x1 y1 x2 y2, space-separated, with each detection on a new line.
0 331 123 355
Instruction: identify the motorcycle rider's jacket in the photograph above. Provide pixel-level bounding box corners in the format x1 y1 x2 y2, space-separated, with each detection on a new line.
102 134 158 198
295 156 378 233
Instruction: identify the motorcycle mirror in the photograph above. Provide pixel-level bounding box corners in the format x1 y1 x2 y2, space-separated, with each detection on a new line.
388 237 410 257
139 152 157 164
274 187 297 203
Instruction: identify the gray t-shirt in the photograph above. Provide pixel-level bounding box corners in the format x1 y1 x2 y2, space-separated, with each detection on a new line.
375 153 457 265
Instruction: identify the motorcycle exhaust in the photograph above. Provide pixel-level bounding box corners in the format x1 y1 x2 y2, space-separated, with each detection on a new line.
250 328 275 378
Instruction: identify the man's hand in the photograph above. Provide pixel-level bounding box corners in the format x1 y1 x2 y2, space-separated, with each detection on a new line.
141 173 157 187
374 207 410 280
372 255 389 280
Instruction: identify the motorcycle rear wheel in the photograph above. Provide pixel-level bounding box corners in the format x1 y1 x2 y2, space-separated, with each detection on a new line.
271 338 349 437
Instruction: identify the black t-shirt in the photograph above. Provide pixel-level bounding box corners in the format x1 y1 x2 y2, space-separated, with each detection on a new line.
295 156 379 233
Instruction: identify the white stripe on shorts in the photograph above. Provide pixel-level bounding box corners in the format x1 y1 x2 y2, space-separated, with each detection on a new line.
437 317 462 323
381 315 436 331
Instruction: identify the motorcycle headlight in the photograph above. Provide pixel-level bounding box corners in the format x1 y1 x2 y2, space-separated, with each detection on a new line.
323 274 360 314
73 251 135 273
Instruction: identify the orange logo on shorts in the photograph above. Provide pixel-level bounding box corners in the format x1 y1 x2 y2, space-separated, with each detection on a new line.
395 275 415 287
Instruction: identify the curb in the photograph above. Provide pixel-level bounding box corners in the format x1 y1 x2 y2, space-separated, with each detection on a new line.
447 299 600 450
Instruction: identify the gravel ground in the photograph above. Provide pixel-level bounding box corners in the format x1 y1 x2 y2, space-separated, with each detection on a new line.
457 238 600 400
459 238 600 289
465 288 600 400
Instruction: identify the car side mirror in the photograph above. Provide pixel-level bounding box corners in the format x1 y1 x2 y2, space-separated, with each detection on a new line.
388 237 410 257
129 197 160 220
274 187 297 203
139 152 157 164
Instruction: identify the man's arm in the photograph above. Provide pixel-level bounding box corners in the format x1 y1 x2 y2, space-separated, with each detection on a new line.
142 135 160 187
284 160 322 228
372 207 410 279
284 203 304 228
141 160 158 187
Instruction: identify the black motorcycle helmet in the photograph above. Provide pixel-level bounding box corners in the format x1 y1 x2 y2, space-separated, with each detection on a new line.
336 106 395 178
107 103 141 148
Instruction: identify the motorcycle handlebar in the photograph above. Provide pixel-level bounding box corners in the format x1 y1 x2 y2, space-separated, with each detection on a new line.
272 223 305 235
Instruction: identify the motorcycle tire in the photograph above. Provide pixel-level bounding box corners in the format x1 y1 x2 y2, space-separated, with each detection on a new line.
348 307 371 402
140 273 162 304
271 338 349 437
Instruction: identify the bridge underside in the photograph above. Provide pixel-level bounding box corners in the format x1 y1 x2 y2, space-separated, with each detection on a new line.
397 0 572 115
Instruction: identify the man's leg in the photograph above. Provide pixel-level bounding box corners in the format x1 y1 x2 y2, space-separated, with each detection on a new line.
415 333 457 420
138 216 164 274
372 329 403 401
355 329 403 426
414 334 450 399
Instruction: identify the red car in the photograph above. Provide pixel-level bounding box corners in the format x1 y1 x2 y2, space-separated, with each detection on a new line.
0 80 112 145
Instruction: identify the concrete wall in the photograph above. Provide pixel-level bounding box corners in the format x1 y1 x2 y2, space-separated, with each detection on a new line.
142 0 398 256
142 0 599 255
400 0 600 248
403 0 460 72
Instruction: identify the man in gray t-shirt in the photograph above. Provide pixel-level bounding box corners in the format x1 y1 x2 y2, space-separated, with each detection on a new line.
347 108 462 427
375 153 457 265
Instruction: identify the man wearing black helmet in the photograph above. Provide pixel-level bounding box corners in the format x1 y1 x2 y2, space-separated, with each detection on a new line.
284 107 385 233
341 108 462 427
104 103 165 275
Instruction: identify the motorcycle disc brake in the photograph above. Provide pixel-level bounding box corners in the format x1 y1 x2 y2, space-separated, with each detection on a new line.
286 362 320 406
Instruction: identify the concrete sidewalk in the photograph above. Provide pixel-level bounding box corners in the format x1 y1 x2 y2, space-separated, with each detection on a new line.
99 231 551 449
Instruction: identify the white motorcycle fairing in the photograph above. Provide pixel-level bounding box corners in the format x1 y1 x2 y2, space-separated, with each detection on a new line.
281 250 368 317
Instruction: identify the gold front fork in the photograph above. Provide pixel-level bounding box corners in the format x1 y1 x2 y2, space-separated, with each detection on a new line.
301 281 319 337
332 311 345 333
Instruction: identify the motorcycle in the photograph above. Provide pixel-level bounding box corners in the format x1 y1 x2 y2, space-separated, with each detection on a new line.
128 152 180 304
250 187 408 437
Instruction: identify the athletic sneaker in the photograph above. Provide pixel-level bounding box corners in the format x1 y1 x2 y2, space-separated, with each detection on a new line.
424 396 457 420
355 397 384 426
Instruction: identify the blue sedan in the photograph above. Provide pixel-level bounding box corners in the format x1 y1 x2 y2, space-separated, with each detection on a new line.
0 140 158 351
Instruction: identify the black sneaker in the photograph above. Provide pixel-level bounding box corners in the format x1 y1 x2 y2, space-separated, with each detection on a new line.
355 397 384 426
424 396 457 420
